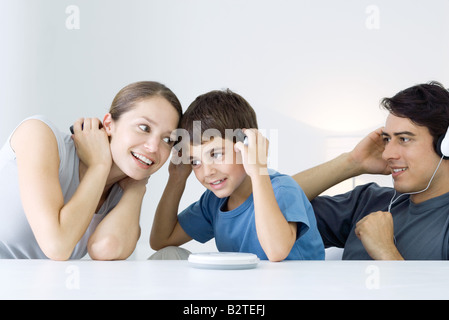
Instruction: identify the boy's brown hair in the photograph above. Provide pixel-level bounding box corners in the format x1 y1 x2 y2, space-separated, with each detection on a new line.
179 89 258 145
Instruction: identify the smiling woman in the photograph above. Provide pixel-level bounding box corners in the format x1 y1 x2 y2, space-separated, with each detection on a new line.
104 95 181 181
0 81 182 260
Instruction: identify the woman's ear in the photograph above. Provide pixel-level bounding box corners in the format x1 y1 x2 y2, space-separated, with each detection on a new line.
103 113 113 136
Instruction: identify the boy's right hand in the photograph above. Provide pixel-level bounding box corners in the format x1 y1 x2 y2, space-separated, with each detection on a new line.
168 149 192 183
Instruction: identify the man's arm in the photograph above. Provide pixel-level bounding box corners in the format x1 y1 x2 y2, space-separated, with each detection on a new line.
292 127 390 200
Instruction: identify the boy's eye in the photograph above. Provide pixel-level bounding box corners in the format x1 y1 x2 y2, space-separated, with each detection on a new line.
212 152 223 160
191 159 201 167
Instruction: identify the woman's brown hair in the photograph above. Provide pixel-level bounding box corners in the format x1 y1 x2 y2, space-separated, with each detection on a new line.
109 81 182 124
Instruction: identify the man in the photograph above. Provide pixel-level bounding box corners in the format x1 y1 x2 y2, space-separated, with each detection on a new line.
293 81 449 260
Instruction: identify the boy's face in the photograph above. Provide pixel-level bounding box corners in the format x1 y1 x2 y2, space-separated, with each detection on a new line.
381 114 447 202
190 136 249 199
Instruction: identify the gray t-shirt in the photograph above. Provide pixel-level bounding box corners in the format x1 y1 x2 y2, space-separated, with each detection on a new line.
311 183 449 260
0 115 122 259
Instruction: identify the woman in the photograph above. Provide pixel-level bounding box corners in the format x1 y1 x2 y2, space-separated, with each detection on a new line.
0 81 182 260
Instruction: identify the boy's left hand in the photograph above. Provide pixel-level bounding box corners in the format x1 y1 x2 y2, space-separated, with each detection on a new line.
234 129 269 177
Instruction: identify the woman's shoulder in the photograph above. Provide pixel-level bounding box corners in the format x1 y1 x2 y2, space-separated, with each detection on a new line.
11 115 68 151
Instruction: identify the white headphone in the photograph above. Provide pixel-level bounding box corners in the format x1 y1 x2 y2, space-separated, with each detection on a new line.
436 127 449 159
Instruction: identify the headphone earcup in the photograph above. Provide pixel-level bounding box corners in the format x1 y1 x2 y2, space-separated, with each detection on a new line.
437 130 449 159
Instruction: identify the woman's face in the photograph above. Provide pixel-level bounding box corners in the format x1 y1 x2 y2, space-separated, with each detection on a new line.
105 96 180 181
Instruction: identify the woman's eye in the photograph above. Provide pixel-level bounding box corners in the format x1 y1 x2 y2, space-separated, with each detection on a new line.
162 137 175 146
139 125 150 132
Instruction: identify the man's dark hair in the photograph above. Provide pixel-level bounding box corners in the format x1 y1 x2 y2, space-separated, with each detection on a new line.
381 81 449 153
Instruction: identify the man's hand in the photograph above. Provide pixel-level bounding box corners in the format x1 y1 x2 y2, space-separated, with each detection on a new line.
354 211 403 260
349 127 390 176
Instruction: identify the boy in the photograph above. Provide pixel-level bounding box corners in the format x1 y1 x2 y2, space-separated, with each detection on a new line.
150 89 324 261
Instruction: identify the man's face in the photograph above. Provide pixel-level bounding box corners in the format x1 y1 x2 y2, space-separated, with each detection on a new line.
381 114 444 202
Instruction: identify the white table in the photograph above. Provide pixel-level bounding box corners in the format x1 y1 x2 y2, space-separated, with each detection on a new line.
0 259 448 300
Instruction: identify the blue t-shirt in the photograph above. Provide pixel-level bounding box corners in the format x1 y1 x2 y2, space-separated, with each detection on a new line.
178 170 324 260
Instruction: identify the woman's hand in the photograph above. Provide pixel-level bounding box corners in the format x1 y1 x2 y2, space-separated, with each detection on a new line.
71 118 112 169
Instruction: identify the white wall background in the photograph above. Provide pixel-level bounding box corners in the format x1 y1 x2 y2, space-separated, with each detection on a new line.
1 0 448 259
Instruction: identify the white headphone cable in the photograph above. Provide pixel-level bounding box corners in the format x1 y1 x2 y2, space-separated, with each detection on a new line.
387 154 444 244
388 154 444 212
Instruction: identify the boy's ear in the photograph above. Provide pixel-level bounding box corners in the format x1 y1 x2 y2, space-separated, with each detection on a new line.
102 113 113 136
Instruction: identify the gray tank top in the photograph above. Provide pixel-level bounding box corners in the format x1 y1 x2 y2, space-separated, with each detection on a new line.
0 115 122 259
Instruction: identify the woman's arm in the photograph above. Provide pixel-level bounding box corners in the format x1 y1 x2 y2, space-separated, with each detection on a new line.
11 119 111 260
87 178 146 260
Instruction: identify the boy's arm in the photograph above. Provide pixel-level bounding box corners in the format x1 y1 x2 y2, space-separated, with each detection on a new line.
292 127 390 200
150 160 192 250
251 172 297 262
235 129 296 262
